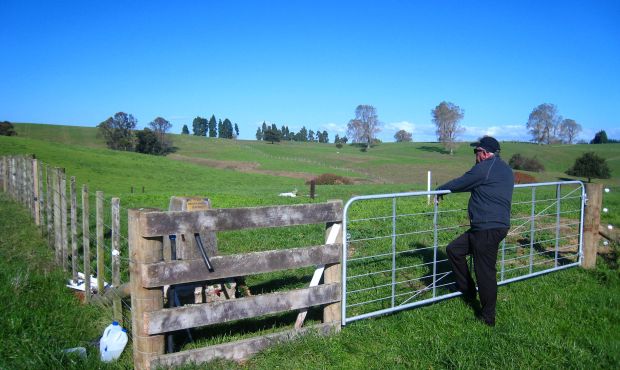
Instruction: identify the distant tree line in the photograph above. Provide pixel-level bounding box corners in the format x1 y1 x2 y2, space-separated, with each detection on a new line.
183 114 239 139
255 122 330 144
97 112 174 155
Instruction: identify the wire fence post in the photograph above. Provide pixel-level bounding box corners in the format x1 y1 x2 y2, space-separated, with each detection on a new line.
32 158 41 225
1 156 7 193
46 165 53 244
112 197 122 324
37 159 44 231
53 168 62 265
82 184 91 303
60 168 68 270
96 191 105 293
70 176 78 282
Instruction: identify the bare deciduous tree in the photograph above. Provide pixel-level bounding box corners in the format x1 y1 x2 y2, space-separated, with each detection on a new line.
431 101 464 155
347 104 381 149
149 117 172 143
559 118 581 144
526 103 561 144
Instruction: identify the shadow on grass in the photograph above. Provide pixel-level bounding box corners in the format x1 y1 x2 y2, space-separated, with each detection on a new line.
418 146 450 155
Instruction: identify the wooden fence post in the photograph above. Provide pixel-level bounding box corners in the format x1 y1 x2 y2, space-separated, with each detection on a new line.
60 169 68 270
1 156 5 193
129 208 164 370
112 197 122 323
27 157 34 217
53 168 62 265
71 176 78 282
82 184 91 303
11 157 17 199
583 183 603 269
323 218 343 330
37 159 44 229
46 165 53 244
96 191 105 293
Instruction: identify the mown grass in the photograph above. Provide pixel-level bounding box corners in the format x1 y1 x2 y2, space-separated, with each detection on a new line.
2 123 620 368
2 191 619 369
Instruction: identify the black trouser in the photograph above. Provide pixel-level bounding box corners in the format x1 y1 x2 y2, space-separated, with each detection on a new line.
446 228 509 324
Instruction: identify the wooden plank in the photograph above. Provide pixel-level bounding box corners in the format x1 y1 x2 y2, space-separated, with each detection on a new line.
145 283 341 335
142 243 341 288
141 200 343 237
60 169 68 270
152 322 338 367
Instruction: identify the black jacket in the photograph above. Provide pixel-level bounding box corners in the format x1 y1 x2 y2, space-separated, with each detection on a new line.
437 155 514 230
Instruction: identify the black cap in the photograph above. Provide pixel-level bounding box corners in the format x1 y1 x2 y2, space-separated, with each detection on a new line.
470 136 500 153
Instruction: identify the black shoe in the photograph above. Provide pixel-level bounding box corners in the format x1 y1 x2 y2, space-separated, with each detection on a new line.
475 314 495 327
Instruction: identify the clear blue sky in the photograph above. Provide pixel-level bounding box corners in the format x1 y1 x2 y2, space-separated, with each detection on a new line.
1 1 619 142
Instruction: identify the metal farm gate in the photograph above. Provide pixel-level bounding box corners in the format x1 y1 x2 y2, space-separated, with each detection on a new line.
341 181 585 325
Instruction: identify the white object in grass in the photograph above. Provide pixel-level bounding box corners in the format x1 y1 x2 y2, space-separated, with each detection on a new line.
608 225 614 230
604 188 610 193
603 208 608 213
278 189 298 197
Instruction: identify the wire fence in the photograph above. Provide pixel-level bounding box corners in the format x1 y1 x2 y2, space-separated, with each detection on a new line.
341 181 585 324
0 155 133 338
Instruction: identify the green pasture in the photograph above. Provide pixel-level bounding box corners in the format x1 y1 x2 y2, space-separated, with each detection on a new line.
1 123 619 368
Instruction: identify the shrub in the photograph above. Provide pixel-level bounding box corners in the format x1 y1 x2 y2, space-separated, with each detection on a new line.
508 153 545 172
306 173 353 185
0 121 17 136
336 142 343 149
514 171 537 184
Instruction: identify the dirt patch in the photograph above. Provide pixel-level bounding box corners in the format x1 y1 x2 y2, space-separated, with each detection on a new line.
168 154 316 181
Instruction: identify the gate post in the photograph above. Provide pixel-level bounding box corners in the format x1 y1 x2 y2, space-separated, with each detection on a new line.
323 200 343 330
583 183 603 269
129 208 164 370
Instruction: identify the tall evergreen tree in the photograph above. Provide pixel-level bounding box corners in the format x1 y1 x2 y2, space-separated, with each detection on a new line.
208 115 217 137
223 118 233 139
181 124 189 135
234 123 239 138
192 116 208 136
256 127 263 140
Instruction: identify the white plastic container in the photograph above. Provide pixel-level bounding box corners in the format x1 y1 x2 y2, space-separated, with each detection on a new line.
99 321 125 362
100 328 128 362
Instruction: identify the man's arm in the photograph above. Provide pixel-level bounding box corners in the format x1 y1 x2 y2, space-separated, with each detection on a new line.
437 164 485 193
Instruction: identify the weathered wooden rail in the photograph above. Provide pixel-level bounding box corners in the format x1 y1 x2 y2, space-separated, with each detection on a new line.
128 201 344 369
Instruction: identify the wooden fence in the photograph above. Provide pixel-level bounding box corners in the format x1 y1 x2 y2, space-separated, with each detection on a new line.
0 155 129 322
128 201 344 369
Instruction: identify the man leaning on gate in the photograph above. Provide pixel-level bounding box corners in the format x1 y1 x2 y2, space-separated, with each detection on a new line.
436 136 514 327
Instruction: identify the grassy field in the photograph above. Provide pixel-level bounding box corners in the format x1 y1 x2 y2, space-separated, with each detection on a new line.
1 123 620 368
